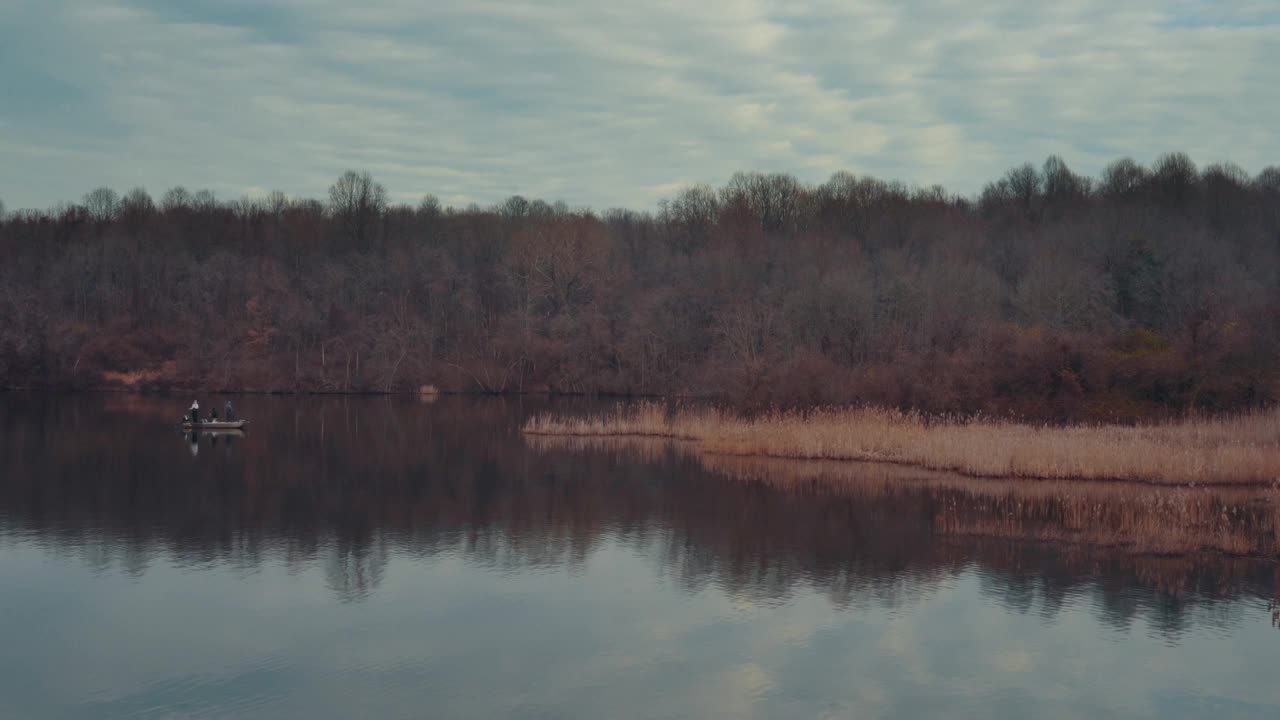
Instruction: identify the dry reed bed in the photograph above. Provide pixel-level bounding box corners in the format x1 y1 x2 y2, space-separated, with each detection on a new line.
522 403 715 440
523 433 693 465
522 403 1280 486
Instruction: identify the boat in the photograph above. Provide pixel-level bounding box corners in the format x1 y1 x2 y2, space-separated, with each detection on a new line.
180 420 249 430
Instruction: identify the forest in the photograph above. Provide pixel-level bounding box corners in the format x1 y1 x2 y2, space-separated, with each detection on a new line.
1 153 1278 421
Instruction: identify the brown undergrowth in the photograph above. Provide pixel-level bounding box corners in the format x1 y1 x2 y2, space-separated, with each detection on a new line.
523 403 1280 486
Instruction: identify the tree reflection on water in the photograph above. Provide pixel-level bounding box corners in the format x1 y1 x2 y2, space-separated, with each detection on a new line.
1 393 1277 637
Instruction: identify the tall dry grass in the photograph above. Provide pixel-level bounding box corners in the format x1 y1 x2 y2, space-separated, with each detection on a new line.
522 403 1280 486
522 402 722 441
523 433 690 465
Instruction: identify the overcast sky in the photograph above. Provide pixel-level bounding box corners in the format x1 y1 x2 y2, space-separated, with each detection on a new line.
1 0 1277 211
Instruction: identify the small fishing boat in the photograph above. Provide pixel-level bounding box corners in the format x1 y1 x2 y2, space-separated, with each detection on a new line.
180 419 249 430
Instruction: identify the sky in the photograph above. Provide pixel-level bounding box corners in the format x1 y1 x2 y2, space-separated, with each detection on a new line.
1 0 1277 212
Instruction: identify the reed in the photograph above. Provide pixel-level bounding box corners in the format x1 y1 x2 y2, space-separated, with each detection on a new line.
522 402 720 441
523 433 690 465
522 403 1280 486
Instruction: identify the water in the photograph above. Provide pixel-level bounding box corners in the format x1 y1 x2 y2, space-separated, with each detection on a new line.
1 394 1278 719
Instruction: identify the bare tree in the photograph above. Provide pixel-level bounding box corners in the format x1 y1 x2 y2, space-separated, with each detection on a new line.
1015 250 1115 331
193 190 218 212
720 171 809 235
418 194 441 218
658 184 718 258
817 172 885 241
980 163 1041 218
328 170 386 247
1201 163 1249 228
1006 163 1042 210
504 214 609 319
499 195 530 219
119 187 155 235
266 190 289 217
1100 158 1148 197
714 295 780 400
161 186 191 212
83 187 119 221
1256 166 1280 194
121 187 154 215
233 195 262 222
1152 152 1197 206
1042 155 1089 206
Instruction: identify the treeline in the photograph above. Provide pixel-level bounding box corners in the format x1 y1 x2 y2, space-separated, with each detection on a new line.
2 154 1279 420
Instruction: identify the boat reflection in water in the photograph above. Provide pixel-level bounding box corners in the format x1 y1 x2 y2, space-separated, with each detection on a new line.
183 427 245 456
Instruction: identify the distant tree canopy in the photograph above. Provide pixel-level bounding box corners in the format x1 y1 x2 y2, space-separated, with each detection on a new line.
2 157 1279 421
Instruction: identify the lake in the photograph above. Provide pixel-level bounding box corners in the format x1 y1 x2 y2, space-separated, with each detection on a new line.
2 393 1278 719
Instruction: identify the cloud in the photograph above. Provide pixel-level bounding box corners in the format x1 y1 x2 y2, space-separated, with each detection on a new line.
0 0 1276 211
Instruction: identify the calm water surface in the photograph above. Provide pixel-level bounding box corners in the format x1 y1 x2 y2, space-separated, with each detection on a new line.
1 394 1278 719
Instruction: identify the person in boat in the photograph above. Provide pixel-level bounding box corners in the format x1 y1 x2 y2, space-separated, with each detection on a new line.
210 407 219 422
189 400 200 425
224 400 235 422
